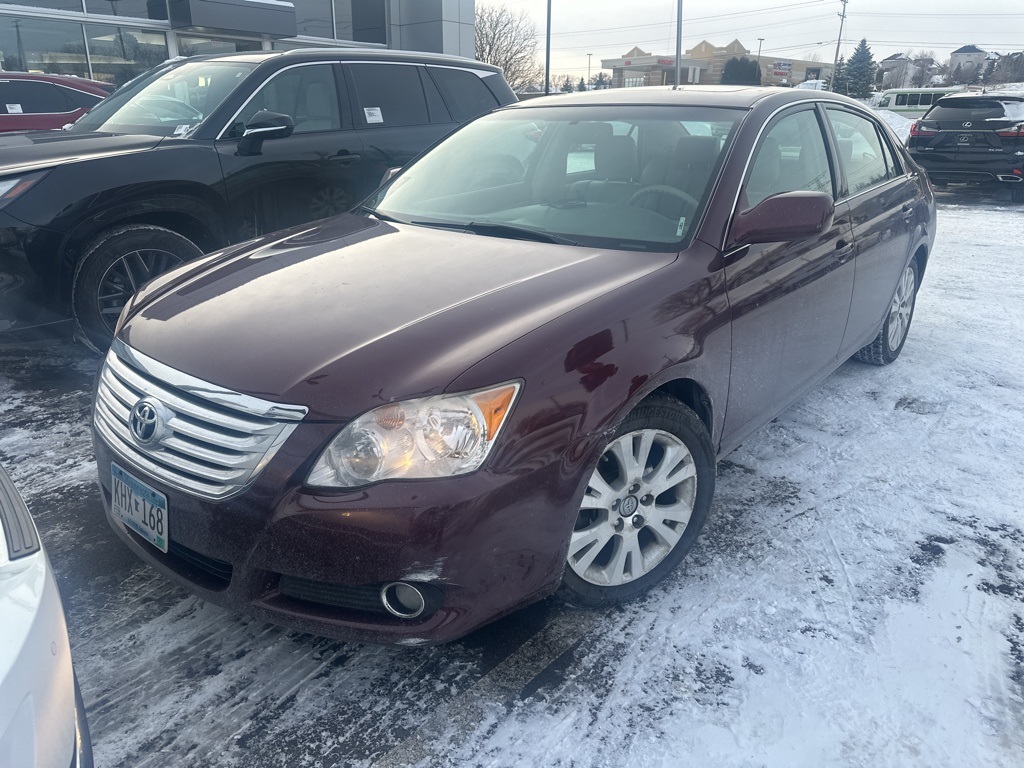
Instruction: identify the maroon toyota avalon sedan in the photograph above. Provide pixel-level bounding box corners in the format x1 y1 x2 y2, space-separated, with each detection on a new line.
92 86 936 645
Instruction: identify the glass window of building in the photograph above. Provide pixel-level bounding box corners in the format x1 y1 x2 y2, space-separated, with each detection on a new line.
7 0 84 11
293 0 333 39
85 25 168 85
176 35 262 57
84 0 169 21
0 17 88 77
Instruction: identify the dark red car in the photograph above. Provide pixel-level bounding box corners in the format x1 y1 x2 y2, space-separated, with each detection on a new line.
0 73 112 132
92 86 936 645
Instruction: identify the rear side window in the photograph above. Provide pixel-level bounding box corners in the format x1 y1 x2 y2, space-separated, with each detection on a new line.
826 109 892 196
63 88 106 110
429 67 499 122
348 64 429 127
0 80 72 114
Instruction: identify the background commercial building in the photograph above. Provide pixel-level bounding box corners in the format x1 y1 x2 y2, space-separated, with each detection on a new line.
603 40 831 88
0 0 475 84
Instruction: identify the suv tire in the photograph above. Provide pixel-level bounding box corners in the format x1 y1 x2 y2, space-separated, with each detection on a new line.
72 224 202 351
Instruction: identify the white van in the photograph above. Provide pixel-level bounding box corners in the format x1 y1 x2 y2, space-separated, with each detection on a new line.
875 87 963 117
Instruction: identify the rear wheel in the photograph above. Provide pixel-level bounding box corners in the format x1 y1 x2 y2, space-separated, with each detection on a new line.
1011 184 1024 205
854 259 918 366
558 395 715 607
72 224 203 351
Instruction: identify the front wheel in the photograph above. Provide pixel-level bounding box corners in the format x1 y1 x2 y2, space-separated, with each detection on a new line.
558 394 716 608
854 259 918 366
72 224 203 351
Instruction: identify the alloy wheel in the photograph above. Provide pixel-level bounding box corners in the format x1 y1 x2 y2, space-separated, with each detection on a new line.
887 264 917 352
96 249 184 332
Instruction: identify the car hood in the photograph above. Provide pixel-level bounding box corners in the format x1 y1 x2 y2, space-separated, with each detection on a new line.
0 130 163 175
121 215 676 421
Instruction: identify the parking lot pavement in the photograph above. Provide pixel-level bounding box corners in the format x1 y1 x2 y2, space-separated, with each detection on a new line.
1 190 1022 767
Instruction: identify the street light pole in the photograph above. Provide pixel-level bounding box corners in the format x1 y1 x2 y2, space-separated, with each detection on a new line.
544 0 552 95
587 53 592 88
757 37 764 85
673 0 682 89
830 0 848 92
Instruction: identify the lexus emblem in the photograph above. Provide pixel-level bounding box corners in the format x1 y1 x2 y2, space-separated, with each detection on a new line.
962 121 972 128
129 398 170 446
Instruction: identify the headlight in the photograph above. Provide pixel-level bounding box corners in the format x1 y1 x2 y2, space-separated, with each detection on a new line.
308 382 521 488
0 171 47 210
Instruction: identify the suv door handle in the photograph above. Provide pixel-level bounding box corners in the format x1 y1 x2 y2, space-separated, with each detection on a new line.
331 152 361 165
901 204 914 222
835 238 854 262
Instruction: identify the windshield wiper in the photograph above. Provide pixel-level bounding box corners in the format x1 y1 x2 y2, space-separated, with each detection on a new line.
409 220 576 246
359 206 407 224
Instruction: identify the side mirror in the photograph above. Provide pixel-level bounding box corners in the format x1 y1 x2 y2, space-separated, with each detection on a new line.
237 110 294 156
380 166 402 186
730 191 835 245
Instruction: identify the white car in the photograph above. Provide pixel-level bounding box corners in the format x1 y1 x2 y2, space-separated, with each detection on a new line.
0 466 92 768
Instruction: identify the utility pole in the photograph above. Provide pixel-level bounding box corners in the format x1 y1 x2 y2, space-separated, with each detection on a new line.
545 0 552 95
673 0 682 89
587 53 592 87
830 0 848 92
757 37 764 84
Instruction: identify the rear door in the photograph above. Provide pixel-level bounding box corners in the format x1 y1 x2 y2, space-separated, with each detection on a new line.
342 62 456 192
824 106 919 356
215 62 366 239
721 105 855 446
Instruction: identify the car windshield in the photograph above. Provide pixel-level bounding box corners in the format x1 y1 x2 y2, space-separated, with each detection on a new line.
369 105 743 251
70 60 256 136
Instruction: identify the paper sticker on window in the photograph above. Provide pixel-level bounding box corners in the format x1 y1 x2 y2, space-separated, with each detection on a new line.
364 107 383 124
173 124 191 136
6 104 24 114
676 217 687 237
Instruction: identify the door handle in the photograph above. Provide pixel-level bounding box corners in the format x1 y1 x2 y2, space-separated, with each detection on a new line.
834 238 854 262
331 152 362 165
900 204 914 222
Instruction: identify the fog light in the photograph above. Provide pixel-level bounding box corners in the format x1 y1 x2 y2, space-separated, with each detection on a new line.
380 582 427 619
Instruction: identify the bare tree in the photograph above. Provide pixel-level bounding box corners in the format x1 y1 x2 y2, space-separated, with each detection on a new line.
475 4 543 92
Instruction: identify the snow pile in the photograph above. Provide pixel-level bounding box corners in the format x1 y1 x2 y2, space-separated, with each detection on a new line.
875 109 914 142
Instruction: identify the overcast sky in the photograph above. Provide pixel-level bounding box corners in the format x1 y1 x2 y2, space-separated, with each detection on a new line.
478 0 1022 78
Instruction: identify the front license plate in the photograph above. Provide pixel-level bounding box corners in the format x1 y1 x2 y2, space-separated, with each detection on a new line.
111 463 168 553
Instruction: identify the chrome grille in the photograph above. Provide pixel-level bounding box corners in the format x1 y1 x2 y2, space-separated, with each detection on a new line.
94 339 307 501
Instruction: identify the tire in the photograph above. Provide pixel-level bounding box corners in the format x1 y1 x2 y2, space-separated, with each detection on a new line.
72 224 203 352
558 394 716 608
854 259 919 366
1011 185 1024 205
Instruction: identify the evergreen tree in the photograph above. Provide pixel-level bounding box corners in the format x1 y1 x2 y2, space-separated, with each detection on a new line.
577 77 587 92
845 39 876 99
949 63 964 85
830 56 848 94
591 72 610 89
721 56 759 85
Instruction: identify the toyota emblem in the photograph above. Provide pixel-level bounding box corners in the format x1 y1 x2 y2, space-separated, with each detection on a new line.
962 121 972 128
129 398 171 446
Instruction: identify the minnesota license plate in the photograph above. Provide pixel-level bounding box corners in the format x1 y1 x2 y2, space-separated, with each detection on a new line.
111 463 168 553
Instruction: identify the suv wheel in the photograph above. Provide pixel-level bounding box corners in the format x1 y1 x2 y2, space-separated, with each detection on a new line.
558 394 715 608
72 224 203 351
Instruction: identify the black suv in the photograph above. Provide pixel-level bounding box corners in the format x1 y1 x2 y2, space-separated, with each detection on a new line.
907 92 1024 204
0 49 515 349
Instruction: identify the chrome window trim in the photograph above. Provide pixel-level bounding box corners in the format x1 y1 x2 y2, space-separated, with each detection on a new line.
215 60 341 141
112 339 307 421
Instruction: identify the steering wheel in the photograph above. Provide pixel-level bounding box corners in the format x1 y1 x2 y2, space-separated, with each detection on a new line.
628 185 700 214
136 95 203 120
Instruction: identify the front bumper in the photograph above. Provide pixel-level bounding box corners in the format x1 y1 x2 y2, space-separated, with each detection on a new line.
93 425 583 646
0 210 69 336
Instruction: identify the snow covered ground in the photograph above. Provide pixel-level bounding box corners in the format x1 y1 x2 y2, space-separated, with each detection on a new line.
0 189 1022 767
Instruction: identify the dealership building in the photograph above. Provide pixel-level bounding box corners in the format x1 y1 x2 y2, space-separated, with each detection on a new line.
0 0 475 84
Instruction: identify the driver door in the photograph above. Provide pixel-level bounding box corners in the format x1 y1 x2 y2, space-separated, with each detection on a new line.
214 63 365 240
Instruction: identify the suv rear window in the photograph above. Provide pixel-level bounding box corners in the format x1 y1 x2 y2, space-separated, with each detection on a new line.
925 98 1013 121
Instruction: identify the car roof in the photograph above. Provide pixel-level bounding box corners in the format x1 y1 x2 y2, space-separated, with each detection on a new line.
502 85 869 111
188 48 503 74
0 71 113 93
